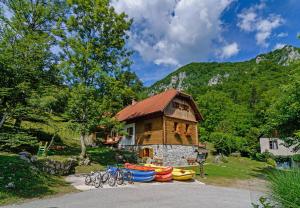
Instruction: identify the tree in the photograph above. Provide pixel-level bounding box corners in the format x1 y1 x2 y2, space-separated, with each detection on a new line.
56 0 134 158
265 74 300 151
0 0 64 128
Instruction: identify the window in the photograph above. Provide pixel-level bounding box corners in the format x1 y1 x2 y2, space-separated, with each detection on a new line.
174 122 178 132
126 127 133 139
144 123 152 132
269 139 278 150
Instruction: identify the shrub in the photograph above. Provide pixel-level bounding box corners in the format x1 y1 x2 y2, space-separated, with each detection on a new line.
268 169 300 208
255 151 275 162
292 154 300 162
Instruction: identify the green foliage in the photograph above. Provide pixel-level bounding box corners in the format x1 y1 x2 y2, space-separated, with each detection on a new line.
54 0 142 157
0 0 64 125
209 132 249 155
254 151 275 162
0 132 38 152
292 154 300 162
268 169 300 208
0 152 74 205
265 74 300 151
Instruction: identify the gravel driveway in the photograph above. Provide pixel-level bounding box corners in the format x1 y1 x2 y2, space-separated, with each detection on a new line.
2 181 264 208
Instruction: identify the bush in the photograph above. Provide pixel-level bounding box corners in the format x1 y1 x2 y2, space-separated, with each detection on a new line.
292 154 300 162
254 151 275 162
268 169 300 208
209 132 248 155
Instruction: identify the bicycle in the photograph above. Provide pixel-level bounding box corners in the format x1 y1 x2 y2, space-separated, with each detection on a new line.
102 166 125 187
85 171 103 188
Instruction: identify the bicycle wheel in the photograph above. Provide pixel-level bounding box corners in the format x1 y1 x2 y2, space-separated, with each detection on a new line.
85 175 92 185
94 176 103 188
108 174 116 187
116 170 124 186
102 172 109 183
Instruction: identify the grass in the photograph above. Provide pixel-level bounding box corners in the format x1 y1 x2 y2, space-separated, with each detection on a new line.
196 156 270 188
268 169 300 208
0 152 77 206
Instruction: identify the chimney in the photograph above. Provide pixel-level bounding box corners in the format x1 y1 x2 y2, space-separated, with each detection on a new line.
132 99 137 105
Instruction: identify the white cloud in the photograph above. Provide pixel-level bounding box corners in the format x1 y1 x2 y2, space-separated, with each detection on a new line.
273 43 286 50
111 0 233 66
277 32 288 38
237 2 284 47
219 42 239 59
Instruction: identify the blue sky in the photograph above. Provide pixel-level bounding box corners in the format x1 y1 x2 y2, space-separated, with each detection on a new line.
111 0 300 86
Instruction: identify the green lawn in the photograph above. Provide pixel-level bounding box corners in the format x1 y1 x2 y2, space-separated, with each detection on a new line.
198 156 270 187
0 152 77 206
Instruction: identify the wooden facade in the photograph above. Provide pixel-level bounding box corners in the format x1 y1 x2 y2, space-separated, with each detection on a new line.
122 94 200 146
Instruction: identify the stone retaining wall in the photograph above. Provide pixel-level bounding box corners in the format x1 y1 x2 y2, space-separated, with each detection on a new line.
120 144 198 166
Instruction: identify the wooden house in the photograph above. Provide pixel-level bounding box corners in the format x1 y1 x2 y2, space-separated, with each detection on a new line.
110 89 203 166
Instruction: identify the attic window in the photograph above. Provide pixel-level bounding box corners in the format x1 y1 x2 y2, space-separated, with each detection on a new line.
144 123 152 132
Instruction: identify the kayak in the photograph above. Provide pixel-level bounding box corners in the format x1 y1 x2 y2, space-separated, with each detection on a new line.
108 167 155 177
172 168 195 181
155 173 173 182
126 169 155 177
144 164 173 175
125 163 155 171
132 175 155 182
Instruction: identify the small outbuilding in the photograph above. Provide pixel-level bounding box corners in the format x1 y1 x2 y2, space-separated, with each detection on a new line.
112 88 203 166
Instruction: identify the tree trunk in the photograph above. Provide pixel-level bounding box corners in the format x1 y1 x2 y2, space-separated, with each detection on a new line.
80 133 87 158
0 113 7 129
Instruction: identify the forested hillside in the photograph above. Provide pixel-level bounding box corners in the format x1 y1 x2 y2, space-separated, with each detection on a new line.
149 45 300 156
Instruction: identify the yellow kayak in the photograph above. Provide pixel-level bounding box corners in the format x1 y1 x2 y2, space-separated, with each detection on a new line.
172 168 195 181
144 164 173 175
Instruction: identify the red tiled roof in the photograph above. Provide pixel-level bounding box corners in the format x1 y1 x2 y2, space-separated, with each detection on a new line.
116 88 202 122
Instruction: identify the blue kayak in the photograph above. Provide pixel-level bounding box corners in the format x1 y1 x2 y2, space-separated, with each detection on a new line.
131 175 155 182
126 169 155 177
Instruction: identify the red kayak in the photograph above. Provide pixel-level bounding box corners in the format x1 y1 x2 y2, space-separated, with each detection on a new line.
155 173 173 182
124 163 155 171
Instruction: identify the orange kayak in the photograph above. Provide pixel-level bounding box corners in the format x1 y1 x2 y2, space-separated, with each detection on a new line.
125 163 155 171
155 173 173 182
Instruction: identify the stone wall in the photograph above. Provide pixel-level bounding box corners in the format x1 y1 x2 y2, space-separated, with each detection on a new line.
120 144 198 166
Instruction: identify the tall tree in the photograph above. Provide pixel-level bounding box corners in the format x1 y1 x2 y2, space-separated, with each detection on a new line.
0 0 64 128
56 0 134 158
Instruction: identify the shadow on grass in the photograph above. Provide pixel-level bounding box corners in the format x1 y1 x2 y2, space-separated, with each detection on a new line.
0 154 71 204
87 146 137 166
250 166 276 180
